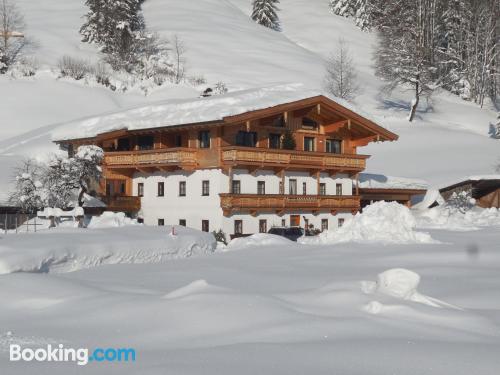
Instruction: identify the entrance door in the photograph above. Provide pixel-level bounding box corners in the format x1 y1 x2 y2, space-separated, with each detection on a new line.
290 215 300 227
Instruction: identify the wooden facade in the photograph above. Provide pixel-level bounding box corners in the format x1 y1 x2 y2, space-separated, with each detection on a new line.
439 179 500 209
57 95 398 215
359 188 427 209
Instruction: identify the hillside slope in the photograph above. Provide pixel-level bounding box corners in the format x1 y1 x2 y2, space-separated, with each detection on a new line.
0 0 498 202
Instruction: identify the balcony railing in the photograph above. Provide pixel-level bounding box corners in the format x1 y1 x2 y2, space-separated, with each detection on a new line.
102 195 141 212
220 194 360 215
104 148 198 169
221 146 367 171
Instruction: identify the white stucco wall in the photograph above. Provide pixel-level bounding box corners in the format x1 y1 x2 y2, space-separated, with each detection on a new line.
132 168 355 235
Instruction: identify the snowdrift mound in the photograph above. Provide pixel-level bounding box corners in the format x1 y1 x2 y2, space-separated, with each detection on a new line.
300 201 436 245
0 226 216 274
87 212 140 228
361 268 461 311
416 206 500 231
227 233 297 250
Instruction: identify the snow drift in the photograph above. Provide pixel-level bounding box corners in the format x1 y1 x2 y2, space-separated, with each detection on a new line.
415 206 500 231
227 233 297 250
361 268 461 311
0 226 216 274
300 201 436 245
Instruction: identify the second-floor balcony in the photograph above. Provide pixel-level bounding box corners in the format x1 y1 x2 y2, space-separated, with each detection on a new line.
101 195 141 212
220 193 361 216
104 148 198 170
221 146 368 173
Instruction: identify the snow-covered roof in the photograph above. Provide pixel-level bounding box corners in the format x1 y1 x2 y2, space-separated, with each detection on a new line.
440 175 500 190
357 173 428 190
51 84 384 142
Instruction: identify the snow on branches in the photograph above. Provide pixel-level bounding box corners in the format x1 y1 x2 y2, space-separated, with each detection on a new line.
251 0 280 31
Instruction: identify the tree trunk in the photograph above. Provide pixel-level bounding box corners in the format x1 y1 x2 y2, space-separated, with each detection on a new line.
408 79 420 122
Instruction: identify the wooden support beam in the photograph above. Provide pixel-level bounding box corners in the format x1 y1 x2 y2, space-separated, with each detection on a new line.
323 120 349 133
351 135 378 147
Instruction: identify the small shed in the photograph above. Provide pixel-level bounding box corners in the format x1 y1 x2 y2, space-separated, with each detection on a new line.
439 176 500 209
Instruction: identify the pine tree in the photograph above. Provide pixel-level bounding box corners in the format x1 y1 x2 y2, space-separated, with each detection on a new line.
329 0 372 30
81 0 144 70
251 0 280 31
281 129 296 150
329 0 355 18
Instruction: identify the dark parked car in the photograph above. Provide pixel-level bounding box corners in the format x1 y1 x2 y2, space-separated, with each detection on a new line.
268 227 304 242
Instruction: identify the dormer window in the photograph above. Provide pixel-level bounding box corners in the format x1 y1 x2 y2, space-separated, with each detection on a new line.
302 117 318 129
272 115 286 127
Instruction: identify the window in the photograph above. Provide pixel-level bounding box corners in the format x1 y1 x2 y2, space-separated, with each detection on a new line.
302 182 307 195
338 218 345 227
272 115 286 127
236 131 257 147
137 135 154 150
302 117 318 129
179 181 186 197
279 181 284 194
179 219 186 227
119 182 126 195
137 183 144 197
257 181 266 195
202 180 210 196
259 219 267 233
202 220 209 232
319 183 326 196
232 180 241 194
336 183 343 196
304 137 315 152
234 220 243 235
198 130 211 148
269 133 281 149
281 219 286 227
117 138 130 151
158 219 165 226
321 219 329 232
326 139 342 154
289 179 297 195
157 182 165 197
175 134 182 147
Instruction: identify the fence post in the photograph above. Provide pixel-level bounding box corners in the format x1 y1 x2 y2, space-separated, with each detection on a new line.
4 214 6 234
15 213 18 234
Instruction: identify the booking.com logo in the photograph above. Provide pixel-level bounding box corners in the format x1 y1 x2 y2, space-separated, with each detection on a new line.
10 344 136 366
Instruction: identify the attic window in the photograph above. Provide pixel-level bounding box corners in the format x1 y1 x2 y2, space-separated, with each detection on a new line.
302 117 318 129
272 115 286 127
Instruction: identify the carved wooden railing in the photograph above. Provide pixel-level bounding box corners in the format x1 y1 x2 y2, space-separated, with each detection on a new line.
104 148 198 168
220 194 360 215
221 146 367 170
102 195 141 212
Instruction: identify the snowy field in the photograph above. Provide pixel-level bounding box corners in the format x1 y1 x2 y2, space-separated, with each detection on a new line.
0 225 499 374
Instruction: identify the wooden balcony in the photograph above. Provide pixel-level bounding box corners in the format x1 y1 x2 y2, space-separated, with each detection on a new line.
220 194 360 216
104 148 198 170
102 195 141 212
221 146 368 173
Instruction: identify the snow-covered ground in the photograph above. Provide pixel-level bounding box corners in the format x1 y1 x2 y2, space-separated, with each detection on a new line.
0 225 499 374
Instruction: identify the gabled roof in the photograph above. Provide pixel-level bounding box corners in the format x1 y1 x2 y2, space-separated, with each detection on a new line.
51 84 398 142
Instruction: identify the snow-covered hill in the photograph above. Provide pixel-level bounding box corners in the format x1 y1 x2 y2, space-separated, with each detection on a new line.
0 0 498 202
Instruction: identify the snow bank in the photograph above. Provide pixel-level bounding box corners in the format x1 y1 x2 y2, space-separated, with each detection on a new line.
0 226 216 274
415 206 500 231
87 212 140 228
300 202 436 245
361 268 460 310
227 233 297 250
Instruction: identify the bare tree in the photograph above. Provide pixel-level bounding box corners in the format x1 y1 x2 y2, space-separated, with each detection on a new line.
324 38 360 101
172 34 186 84
0 0 26 72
